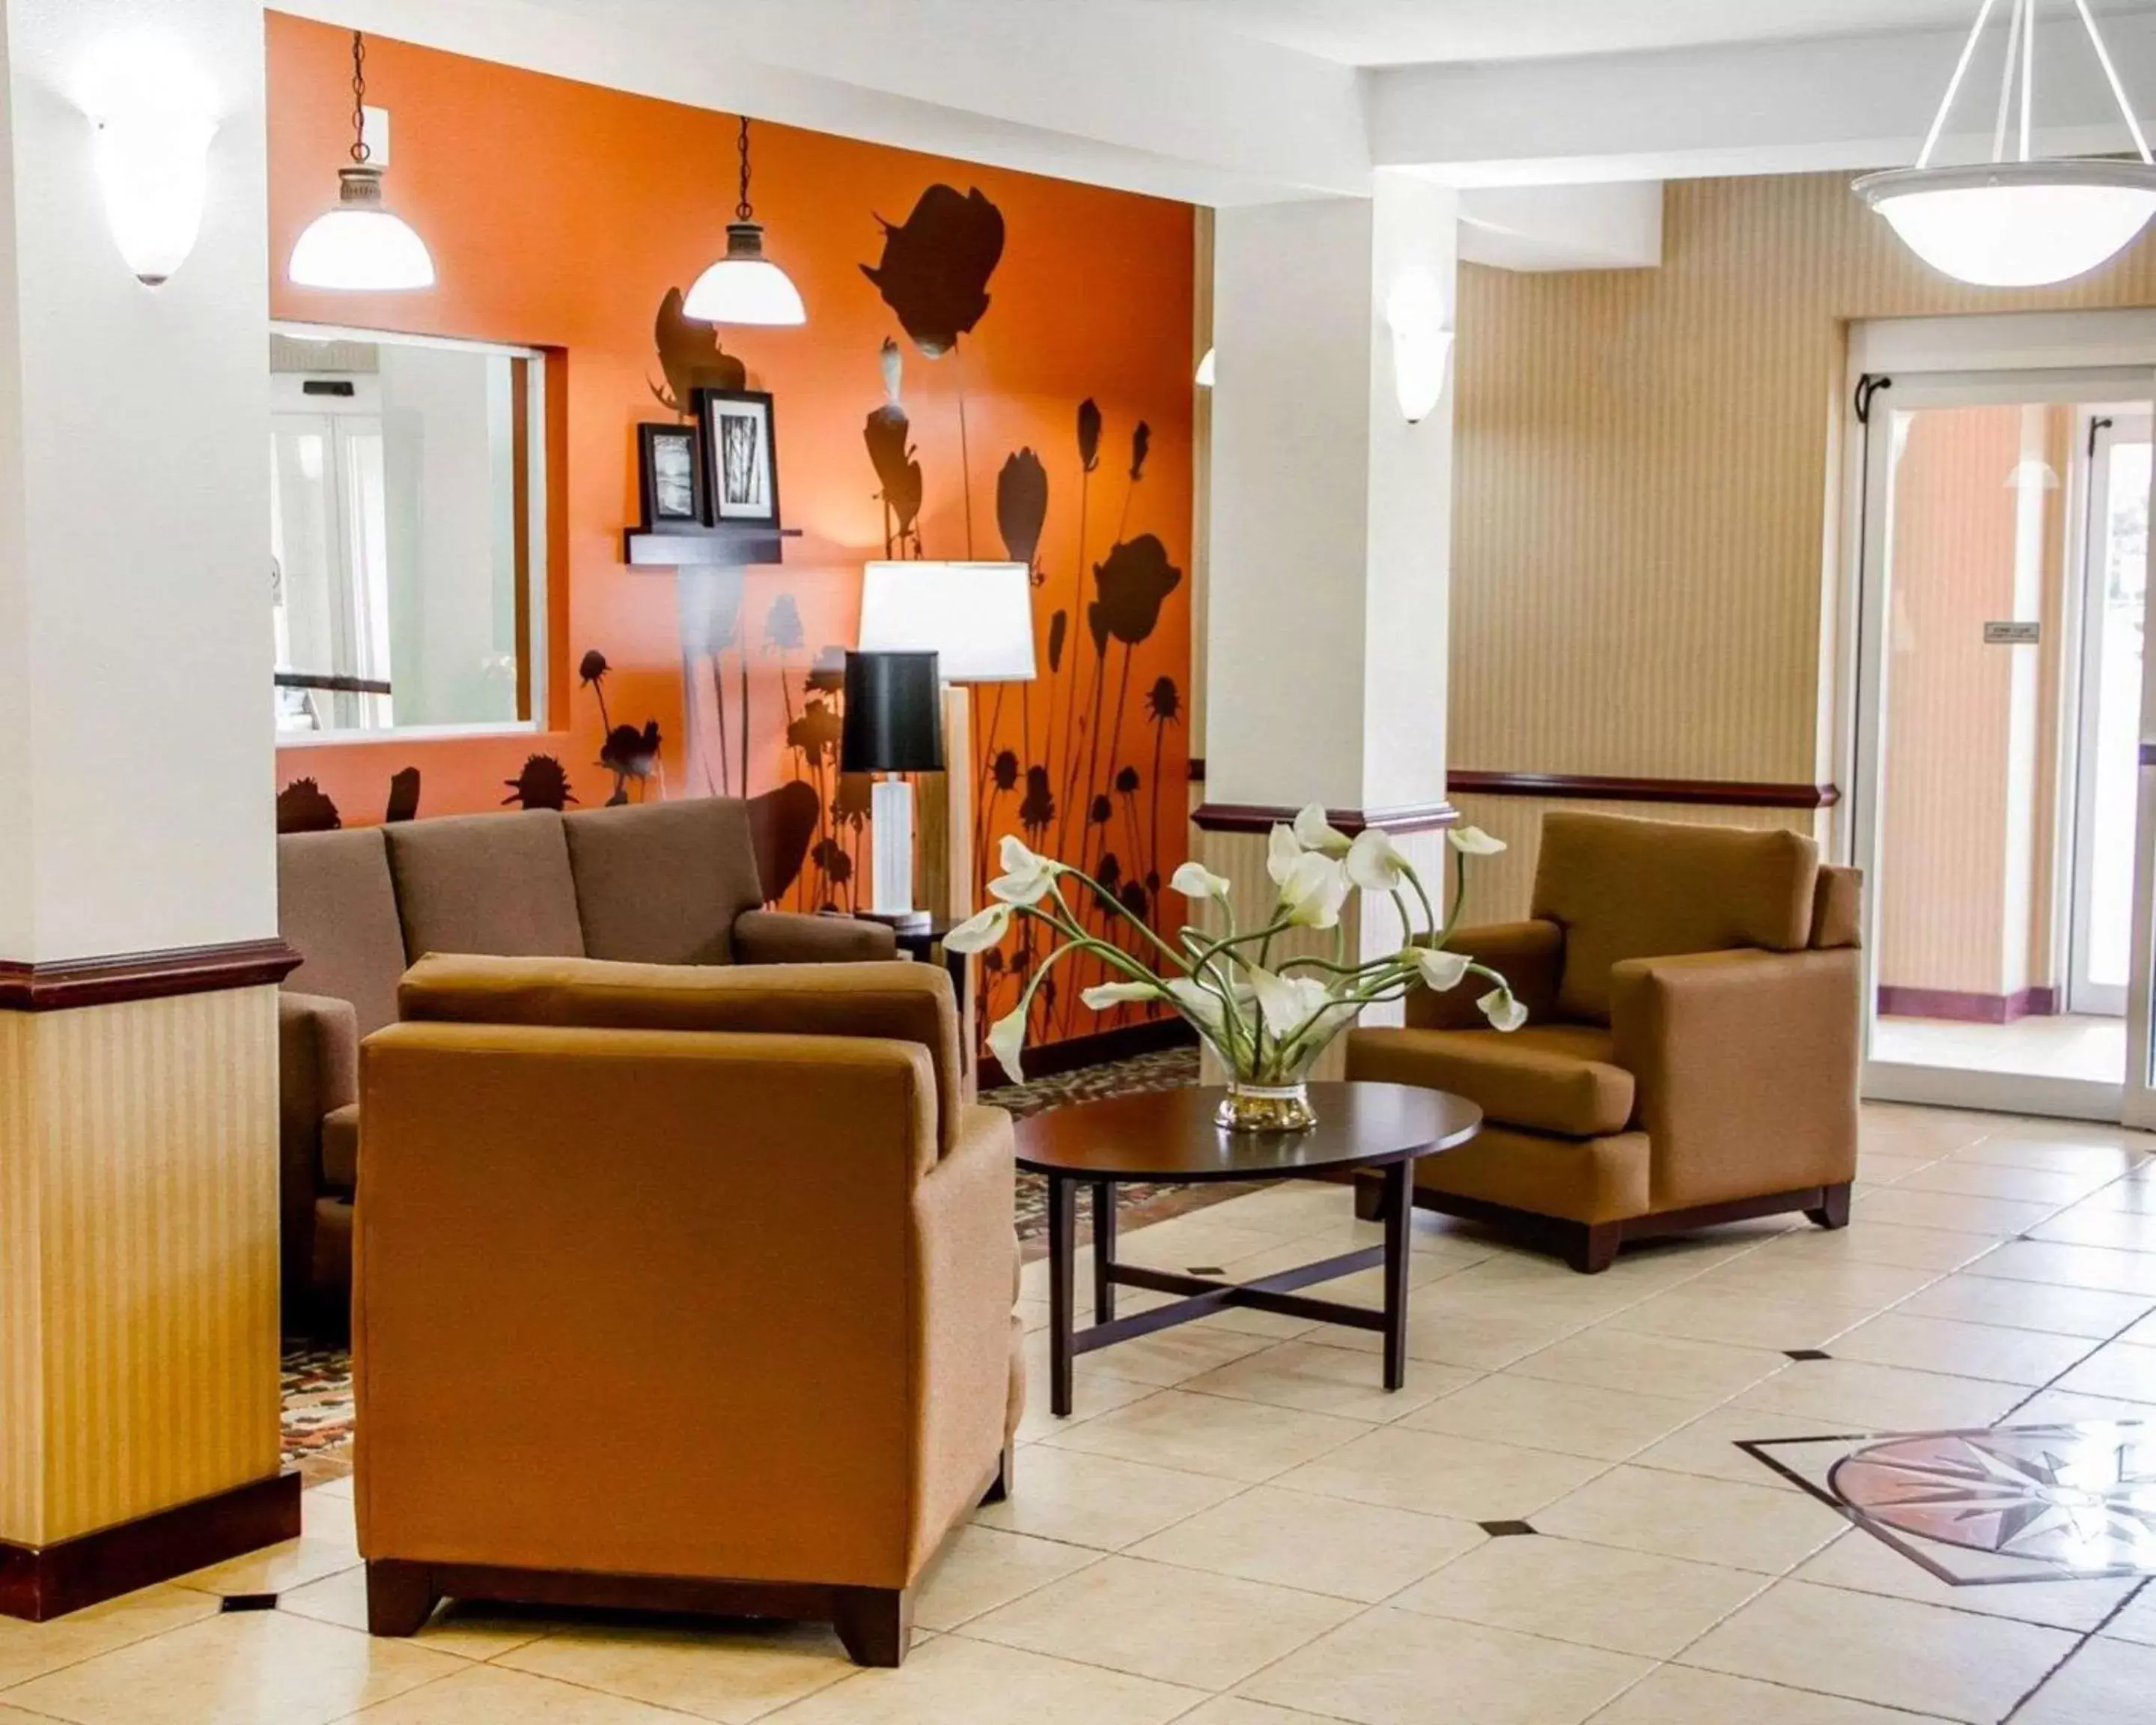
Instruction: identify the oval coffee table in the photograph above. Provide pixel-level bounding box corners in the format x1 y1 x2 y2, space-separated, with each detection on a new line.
1014 1081 1482 1417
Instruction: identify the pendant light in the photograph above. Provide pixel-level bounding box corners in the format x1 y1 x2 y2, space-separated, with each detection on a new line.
1854 0 2156 288
683 117 806 326
287 32 435 291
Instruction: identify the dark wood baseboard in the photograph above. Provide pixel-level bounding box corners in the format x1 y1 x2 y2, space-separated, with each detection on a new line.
1447 770 1839 810
1190 800 1458 836
0 939 302 1013
1356 1179 1852 1274
0 1471 301 1622
984 1015 1197 1089
1877 985 2059 1024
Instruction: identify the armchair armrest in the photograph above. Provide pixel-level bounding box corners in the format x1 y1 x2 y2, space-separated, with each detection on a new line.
1610 947 1860 1211
278 991 357 1302
1404 919 1565 1030
735 910 898 964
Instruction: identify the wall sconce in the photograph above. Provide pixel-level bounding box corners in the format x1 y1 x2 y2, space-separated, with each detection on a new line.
83 41 217 287
1384 268 1454 425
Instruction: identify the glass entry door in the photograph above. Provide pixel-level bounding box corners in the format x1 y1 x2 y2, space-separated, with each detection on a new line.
1852 368 2155 1122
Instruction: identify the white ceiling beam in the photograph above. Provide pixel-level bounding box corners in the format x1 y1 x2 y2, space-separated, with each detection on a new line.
1374 12 2156 186
273 0 1372 206
1458 182 1663 271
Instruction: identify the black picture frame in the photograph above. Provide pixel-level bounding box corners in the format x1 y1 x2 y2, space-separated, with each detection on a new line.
637 422 705 534
695 387 781 529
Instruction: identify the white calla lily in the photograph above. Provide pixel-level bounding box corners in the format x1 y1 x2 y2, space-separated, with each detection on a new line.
1165 976 1229 1034
1276 850 1350 930
1292 804 1353 858
1249 967 1333 1039
1448 826 1507 857
1412 946 1472 992
1170 860 1232 902
1265 822 1302 886
987 1006 1030 1081
1477 985 1528 1032
987 833 1059 905
1080 980 1159 1011
941 903 1012 954
1345 827 1412 892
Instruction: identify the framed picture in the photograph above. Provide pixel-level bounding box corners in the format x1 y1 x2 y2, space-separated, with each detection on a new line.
697 388 781 528
636 422 704 533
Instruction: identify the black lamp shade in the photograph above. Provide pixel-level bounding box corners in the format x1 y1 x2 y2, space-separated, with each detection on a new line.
841 651 945 773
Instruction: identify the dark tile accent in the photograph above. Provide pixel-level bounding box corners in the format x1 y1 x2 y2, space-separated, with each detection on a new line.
1784 1348 1833 1361
220 1593 279 1612
1478 1521 1537 1538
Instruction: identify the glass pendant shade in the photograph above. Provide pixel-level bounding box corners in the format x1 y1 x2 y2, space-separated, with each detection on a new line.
289 165 434 290
1857 159 2156 288
683 221 806 326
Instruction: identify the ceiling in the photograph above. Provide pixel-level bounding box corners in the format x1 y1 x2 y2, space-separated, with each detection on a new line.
1135 0 2140 65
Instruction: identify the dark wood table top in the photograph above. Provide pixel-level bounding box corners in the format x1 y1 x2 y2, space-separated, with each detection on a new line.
1011 1081 1482 1184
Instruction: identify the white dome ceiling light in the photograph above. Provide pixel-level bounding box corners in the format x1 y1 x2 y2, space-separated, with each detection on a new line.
683 116 806 326
1854 0 2156 288
287 32 434 291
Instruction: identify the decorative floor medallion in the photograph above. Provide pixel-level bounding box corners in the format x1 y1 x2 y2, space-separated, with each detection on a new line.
1746 1420 2156 1586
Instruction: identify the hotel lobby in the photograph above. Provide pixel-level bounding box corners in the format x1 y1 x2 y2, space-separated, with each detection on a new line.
5 2 2156 1722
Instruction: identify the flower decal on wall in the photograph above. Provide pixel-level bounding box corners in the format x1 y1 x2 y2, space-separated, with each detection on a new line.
1089 533 1183 650
648 286 747 417
861 185 1007 357
504 755 575 811
276 777 341 834
997 448 1048 571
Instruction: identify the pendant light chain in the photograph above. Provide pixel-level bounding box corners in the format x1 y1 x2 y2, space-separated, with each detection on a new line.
350 31 371 165
736 116 754 223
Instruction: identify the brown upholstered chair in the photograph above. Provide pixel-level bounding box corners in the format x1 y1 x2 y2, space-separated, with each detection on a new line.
355 954 1023 1666
1347 812 1862 1272
276 799 896 1318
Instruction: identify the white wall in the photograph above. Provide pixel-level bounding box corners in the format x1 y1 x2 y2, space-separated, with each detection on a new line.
0 0 272 961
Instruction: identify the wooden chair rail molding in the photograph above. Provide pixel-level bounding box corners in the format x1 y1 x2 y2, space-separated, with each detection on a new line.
1182 763 1837 812
1190 802 1459 836
0 939 302 1012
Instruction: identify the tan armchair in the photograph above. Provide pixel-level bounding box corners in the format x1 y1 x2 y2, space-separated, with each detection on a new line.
1348 812 1862 1272
353 955 1022 1665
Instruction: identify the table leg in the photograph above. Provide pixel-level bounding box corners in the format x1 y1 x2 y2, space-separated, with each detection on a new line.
1381 1160 1413 1391
1092 1181 1117 1324
1047 1173 1077 1417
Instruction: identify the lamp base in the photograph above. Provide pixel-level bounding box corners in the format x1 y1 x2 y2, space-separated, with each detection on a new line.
869 778 916 920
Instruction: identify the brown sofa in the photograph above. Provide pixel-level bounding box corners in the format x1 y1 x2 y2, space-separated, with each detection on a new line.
356 954 1021 1665
1348 811 1862 1272
277 797 895 1315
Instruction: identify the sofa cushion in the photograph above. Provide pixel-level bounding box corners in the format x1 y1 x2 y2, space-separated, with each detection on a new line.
1531 812 1818 1023
385 811 585 963
321 1102 362 1192
1348 1023 1635 1137
278 827 408 1038
398 953 968 1157
564 798 764 965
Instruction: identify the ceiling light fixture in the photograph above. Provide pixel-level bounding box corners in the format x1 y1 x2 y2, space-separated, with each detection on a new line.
1855 0 2156 288
683 116 806 325
1195 347 1215 387
287 32 434 292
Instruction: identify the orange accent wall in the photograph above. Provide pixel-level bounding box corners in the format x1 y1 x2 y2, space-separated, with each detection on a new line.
265 15 1194 1050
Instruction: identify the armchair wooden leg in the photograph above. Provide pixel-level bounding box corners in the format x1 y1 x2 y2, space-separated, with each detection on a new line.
833 1586 913 1667
365 1560 438 1636
981 1440 1014 1506
1567 1221 1621 1274
1806 1182 1853 1230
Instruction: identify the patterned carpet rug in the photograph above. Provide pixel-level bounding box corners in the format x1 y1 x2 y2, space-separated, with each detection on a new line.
281 1044 1212 1474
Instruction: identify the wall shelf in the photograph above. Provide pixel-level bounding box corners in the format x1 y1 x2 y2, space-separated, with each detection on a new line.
623 525 802 568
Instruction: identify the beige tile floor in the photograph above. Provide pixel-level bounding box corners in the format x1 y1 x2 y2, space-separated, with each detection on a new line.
4 1101 2156 1724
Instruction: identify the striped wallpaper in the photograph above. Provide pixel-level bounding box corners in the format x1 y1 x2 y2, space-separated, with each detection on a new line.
1451 169 2156 794
0 988 281 1548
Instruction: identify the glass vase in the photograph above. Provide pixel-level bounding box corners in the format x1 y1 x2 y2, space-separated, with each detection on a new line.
1213 1080 1318 1133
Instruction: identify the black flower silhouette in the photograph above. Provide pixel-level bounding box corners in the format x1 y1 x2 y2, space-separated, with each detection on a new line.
764 594 804 652
1089 535 1184 648
648 287 746 416
788 698 844 768
1129 422 1151 482
997 448 1048 568
1047 610 1068 675
276 777 341 835
1077 398 1102 473
865 405 923 547
1090 793 1112 826
862 185 1006 357
1019 764 1056 837
504 755 575 811
992 749 1020 793
1115 764 1140 795
599 719 662 806
579 648 610 686
804 648 847 697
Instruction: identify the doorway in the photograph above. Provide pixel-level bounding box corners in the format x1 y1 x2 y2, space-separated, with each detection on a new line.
1845 333 2155 1125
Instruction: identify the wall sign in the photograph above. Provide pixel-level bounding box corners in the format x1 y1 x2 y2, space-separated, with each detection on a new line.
1982 621 2041 645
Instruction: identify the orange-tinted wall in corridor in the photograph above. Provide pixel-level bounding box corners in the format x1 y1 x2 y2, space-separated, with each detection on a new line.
265 14 1194 1052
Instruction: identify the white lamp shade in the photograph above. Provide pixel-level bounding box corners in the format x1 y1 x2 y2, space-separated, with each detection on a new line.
859 561 1037 683
1857 161 2156 288
289 207 434 290
1195 346 1215 386
683 255 806 325
94 115 215 285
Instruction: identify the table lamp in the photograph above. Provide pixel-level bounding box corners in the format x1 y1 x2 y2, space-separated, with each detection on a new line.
841 650 945 928
856 562 1038 920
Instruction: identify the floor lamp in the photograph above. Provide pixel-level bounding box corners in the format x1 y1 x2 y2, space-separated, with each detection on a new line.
856 562 1038 922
